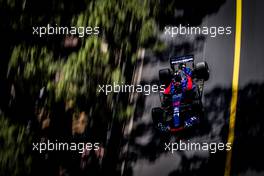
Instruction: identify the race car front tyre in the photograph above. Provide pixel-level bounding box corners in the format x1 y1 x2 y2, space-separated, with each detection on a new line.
194 61 209 81
159 69 172 87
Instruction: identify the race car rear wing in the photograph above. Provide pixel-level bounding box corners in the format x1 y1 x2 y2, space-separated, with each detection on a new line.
170 55 194 65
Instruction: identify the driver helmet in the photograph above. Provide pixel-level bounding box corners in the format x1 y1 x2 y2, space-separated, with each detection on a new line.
174 72 182 83
178 63 186 70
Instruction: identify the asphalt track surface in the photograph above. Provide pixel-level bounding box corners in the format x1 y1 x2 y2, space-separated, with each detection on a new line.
124 1 264 176
231 0 264 175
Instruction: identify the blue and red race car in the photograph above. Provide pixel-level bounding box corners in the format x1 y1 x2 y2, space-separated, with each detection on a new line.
152 55 209 133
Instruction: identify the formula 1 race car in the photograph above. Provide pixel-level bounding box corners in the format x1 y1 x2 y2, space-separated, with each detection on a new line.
152 55 209 133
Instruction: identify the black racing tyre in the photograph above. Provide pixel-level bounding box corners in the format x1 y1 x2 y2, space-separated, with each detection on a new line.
192 99 203 112
160 93 172 108
152 107 165 124
152 107 169 132
194 61 209 81
159 69 172 87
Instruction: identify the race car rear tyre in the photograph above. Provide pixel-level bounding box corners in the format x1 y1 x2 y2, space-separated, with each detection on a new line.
152 107 169 132
152 107 165 124
192 99 203 112
159 69 172 87
194 61 209 81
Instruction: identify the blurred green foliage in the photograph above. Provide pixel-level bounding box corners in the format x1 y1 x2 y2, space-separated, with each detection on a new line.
6 0 168 121
1 0 222 175
0 115 32 176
